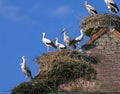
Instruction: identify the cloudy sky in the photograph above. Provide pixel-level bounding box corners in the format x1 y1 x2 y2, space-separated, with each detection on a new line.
0 0 120 93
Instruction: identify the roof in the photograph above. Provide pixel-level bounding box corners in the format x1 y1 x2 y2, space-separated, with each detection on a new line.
82 27 120 50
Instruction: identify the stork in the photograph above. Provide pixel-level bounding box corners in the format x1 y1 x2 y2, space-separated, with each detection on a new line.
55 37 67 50
42 32 57 52
71 29 84 45
104 0 119 13
20 56 33 80
62 28 76 49
84 1 98 15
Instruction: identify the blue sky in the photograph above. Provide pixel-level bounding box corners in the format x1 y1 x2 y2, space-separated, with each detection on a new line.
0 0 120 93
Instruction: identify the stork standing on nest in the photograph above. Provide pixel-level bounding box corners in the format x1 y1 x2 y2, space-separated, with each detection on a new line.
71 29 84 47
104 0 119 13
20 56 33 80
62 28 76 49
42 32 57 52
55 37 67 50
84 1 98 15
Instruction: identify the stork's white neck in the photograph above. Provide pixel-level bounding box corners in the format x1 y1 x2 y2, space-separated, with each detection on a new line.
55 38 58 44
80 29 84 36
63 31 66 38
42 33 46 42
84 1 88 5
42 34 44 39
22 58 26 64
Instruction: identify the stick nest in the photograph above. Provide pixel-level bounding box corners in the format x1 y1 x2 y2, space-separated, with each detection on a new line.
81 14 120 37
12 50 98 94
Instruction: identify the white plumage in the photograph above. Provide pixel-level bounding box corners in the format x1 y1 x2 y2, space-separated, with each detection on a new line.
62 28 71 46
104 0 119 13
42 32 57 52
55 37 67 50
20 56 33 80
62 28 76 49
84 1 98 15
71 29 84 45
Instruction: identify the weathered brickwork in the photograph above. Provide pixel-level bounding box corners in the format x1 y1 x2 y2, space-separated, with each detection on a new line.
90 31 120 92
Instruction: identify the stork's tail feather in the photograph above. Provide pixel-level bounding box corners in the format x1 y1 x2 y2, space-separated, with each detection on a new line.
64 46 67 49
53 44 57 49
110 3 119 13
60 46 67 49
91 9 98 14
70 44 76 49
30 76 33 80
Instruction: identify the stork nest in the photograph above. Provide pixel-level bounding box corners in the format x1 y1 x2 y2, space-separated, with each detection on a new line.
12 50 98 94
81 14 120 37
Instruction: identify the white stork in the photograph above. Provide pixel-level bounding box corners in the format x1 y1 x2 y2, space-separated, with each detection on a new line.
20 56 33 80
84 1 98 15
104 0 119 13
62 28 76 49
71 29 84 45
55 37 67 50
42 32 57 52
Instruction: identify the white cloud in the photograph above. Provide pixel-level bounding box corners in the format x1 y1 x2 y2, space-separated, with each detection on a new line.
50 6 73 17
0 1 35 24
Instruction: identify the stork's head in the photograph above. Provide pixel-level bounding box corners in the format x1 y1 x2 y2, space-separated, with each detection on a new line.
42 32 45 36
80 29 83 33
53 37 58 43
22 56 26 60
55 37 58 40
84 1 88 6
62 28 66 33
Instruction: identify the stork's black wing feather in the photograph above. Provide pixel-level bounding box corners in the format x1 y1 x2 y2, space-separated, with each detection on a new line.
110 3 119 12
70 44 76 49
46 41 57 48
71 39 80 44
91 9 98 14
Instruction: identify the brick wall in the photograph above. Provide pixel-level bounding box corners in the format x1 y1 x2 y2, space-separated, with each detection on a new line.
90 31 120 92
